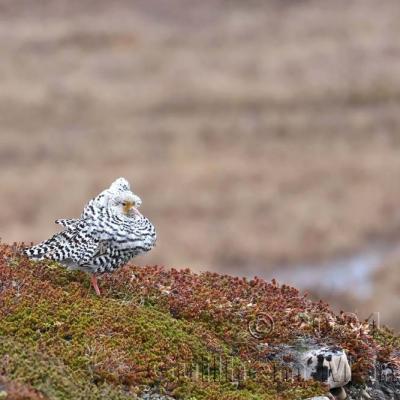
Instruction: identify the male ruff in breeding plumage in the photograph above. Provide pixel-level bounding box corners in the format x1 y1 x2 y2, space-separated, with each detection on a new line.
24 178 157 295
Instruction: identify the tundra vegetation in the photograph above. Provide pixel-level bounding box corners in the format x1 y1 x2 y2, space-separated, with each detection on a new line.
0 244 398 399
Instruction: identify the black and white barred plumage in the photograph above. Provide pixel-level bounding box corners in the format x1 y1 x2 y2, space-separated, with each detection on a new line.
24 178 156 276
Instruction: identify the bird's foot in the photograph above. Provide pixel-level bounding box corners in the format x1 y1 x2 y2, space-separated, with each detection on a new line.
91 275 101 296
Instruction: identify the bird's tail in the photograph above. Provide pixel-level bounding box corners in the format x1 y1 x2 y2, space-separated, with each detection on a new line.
24 223 99 266
23 230 78 261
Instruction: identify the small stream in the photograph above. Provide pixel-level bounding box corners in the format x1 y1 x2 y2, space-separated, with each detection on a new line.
245 242 400 299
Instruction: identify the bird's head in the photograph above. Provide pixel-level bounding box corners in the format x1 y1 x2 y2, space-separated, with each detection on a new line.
110 192 142 217
109 177 131 193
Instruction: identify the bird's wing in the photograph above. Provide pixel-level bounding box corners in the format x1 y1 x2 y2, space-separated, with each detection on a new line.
55 218 79 229
87 207 156 252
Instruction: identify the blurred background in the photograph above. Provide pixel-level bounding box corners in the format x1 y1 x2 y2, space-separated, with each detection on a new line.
0 0 399 329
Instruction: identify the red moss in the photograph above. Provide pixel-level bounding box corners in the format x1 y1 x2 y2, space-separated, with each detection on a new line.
0 376 46 400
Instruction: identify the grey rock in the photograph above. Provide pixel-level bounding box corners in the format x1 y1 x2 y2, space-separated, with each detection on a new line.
302 347 351 389
268 338 351 389
360 389 372 399
305 397 331 400
369 381 400 400
139 394 175 400
330 387 347 400
139 387 176 400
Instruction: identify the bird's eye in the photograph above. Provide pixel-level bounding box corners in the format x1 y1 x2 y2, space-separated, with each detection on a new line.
122 202 127 206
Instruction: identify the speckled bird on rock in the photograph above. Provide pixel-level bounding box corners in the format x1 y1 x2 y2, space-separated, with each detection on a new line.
24 178 156 295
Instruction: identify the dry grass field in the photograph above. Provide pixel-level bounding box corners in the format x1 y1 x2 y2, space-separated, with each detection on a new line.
0 0 399 327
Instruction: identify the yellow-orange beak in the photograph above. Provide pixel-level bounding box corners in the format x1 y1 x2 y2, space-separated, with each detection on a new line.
123 201 134 215
123 201 142 217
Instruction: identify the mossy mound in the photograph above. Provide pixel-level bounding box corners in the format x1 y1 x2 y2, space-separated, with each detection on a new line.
0 244 398 399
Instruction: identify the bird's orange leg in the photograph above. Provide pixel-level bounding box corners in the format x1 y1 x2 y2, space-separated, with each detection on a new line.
91 275 101 296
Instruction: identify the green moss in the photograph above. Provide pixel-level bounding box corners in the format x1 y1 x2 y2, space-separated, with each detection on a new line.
372 326 400 348
0 338 134 400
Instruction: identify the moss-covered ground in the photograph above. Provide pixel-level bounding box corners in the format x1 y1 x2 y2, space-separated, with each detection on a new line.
0 244 398 399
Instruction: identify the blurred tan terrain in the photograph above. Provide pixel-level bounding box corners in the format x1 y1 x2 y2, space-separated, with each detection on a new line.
0 0 399 328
